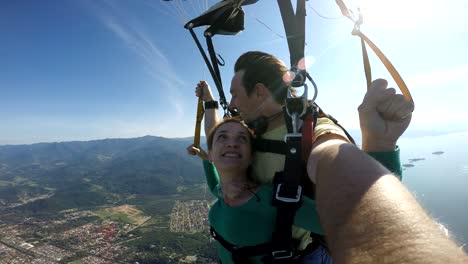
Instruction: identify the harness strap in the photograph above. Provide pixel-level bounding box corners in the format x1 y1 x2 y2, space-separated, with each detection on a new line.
193 97 204 147
252 107 356 155
277 0 306 69
301 111 316 161
268 96 313 262
210 227 272 263
316 107 356 145
211 226 318 264
253 139 287 155
271 170 302 263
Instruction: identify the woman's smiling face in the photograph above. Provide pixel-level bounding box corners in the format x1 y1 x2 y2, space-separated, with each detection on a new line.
208 121 252 172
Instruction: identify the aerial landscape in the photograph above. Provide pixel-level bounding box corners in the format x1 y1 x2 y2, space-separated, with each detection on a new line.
1 0 467 262
0 136 217 263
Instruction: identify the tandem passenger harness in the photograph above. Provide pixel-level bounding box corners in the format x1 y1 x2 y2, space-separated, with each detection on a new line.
208 0 352 262
185 0 356 262
209 75 354 263
210 86 320 263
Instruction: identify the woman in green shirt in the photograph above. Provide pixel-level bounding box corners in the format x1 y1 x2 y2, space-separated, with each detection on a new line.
189 118 325 263
187 117 402 263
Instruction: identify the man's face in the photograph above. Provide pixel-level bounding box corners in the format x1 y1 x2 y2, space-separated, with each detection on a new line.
229 71 260 122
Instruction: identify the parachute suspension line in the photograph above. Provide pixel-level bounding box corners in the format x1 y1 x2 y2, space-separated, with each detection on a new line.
187 28 230 117
204 0 209 13
206 37 223 90
307 3 344 20
244 12 286 39
175 0 191 23
159 1 183 24
206 36 230 117
194 0 208 17
197 0 205 14
336 0 414 105
168 0 187 24
187 28 222 91
186 0 201 22
184 0 248 117
163 0 209 26
168 0 199 25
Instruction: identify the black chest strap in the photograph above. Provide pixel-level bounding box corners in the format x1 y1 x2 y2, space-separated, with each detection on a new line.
260 82 313 262
210 226 315 264
252 138 287 155
210 227 276 263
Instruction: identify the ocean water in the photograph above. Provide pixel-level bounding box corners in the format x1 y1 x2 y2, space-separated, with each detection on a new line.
398 131 468 248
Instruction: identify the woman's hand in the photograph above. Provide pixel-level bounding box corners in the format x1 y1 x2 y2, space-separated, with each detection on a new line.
195 80 216 102
186 144 209 160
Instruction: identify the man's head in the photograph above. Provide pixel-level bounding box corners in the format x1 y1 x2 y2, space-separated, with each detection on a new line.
229 51 290 121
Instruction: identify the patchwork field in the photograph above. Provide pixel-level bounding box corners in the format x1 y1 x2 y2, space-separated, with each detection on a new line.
96 205 151 225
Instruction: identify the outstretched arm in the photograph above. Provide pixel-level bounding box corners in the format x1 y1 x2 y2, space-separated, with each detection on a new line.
196 81 220 136
307 138 466 263
186 145 219 196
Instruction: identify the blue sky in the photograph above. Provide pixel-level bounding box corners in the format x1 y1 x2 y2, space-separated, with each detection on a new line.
1 0 467 145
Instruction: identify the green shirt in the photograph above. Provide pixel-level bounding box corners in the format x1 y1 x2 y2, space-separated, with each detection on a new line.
203 160 323 264
367 145 402 180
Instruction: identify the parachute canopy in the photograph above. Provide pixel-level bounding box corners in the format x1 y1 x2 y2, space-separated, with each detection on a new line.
184 0 258 37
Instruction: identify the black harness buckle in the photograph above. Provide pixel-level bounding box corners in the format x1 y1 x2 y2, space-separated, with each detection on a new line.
272 249 293 260
275 183 302 203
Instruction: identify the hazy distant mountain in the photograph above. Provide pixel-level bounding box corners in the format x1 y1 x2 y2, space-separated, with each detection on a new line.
2 128 454 211
337 128 466 147
0 136 206 211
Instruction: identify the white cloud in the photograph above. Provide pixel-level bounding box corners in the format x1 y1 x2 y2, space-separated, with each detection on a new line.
411 110 468 131
88 1 187 112
406 66 468 90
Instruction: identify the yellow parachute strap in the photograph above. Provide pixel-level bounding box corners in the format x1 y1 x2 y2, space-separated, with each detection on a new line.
194 97 204 148
360 37 372 88
353 30 414 104
335 0 352 19
335 0 414 104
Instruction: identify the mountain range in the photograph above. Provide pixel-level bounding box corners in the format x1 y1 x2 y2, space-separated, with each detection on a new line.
0 136 206 212
0 128 458 212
